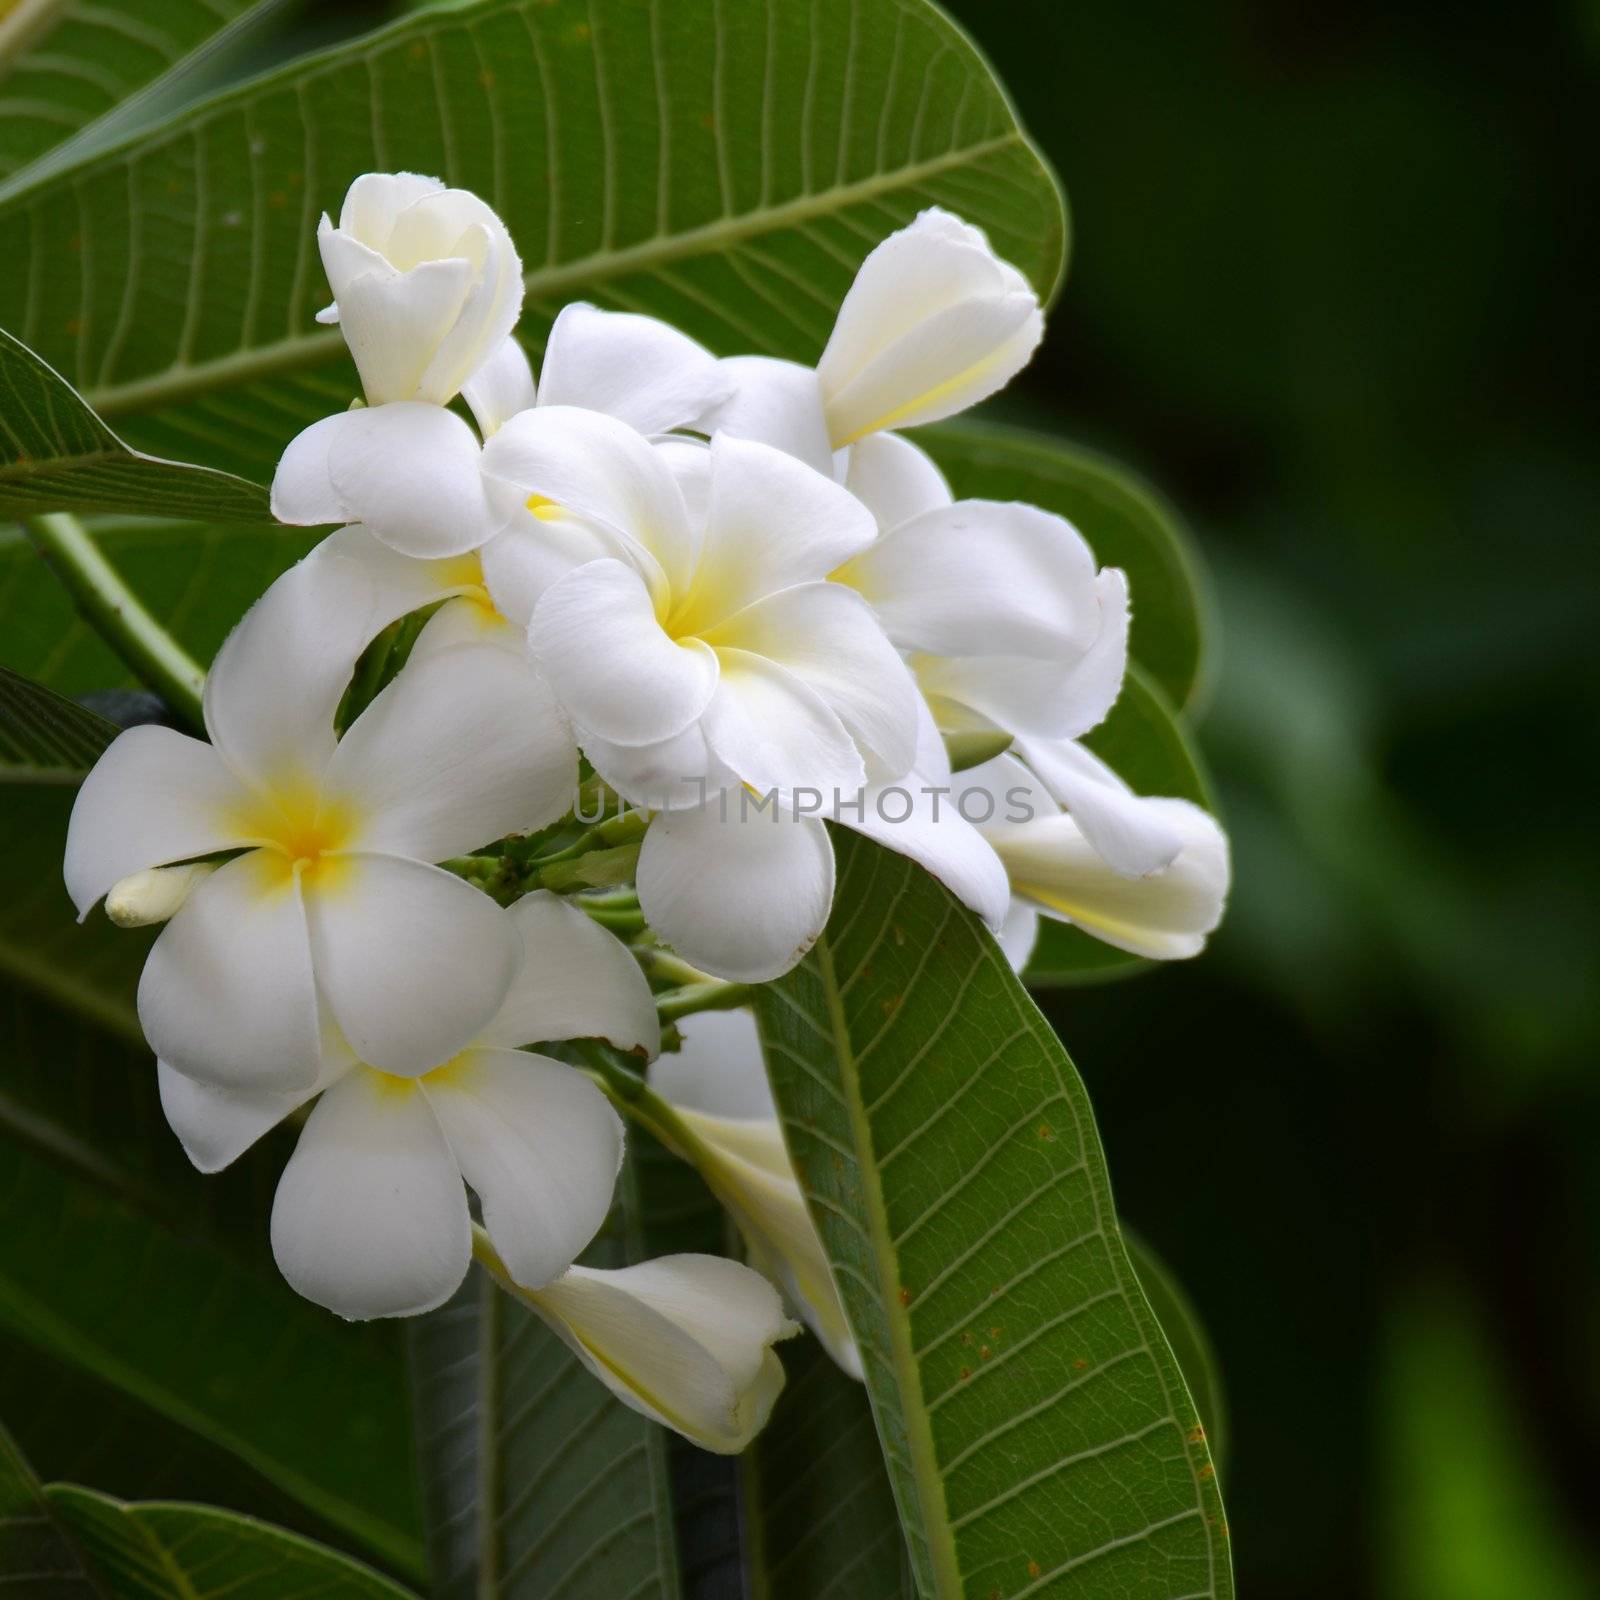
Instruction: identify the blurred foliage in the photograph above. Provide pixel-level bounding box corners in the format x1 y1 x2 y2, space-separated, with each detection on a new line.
929 0 1599 1593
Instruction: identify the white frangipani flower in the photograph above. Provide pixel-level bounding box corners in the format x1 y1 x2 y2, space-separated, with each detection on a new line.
840 432 1189 880
518 1252 797 1453
65 555 576 1089
652 1008 861 1379
950 754 1231 966
317 171 523 408
710 207 1043 471
159 893 658 1320
272 291 730 560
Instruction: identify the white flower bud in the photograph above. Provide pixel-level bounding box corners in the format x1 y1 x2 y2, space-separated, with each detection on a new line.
317 172 523 407
104 862 217 928
817 207 1043 446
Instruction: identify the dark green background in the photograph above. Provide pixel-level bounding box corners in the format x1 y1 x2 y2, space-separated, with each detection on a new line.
933 0 1597 1593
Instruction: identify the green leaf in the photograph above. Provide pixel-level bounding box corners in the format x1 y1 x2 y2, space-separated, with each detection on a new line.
408 1138 695 1600
46 1486 419 1600
1126 1234 1228 1475
0 329 268 520
0 0 1066 484
0 664 117 782
1025 664 1218 986
0 516 316 698
0 1418 102 1597
917 419 1213 712
0 0 285 188
744 1338 913 1599
753 828 1232 1600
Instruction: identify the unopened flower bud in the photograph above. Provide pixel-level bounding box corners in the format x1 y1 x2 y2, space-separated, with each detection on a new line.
104 862 218 928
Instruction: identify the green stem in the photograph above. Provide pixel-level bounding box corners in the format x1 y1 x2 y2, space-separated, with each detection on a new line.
657 980 752 1024
22 512 205 728
632 948 716 988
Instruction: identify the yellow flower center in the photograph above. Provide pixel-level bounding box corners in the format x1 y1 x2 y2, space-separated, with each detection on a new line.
231 782 357 895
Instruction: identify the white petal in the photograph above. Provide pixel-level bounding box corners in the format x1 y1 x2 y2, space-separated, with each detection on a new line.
138 851 321 1092
158 1036 356 1174
408 593 525 658
1013 736 1184 878
325 402 499 558
537 303 732 434
481 405 694 593
478 516 620 630
531 558 718 747
526 1256 793 1452
637 801 834 982
271 1069 471 1320
475 891 659 1054
682 434 875 632
947 751 1055 827
64 726 253 917
333 256 477 405
699 650 864 797
324 642 575 861
649 1008 773 1120
308 523 478 634
996 900 1040 971
579 719 735 811
271 412 358 526
461 334 537 437
842 778 1011 929
1049 567 1131 740
417 221 524 406
202 549 377 794
703 356 833 474
841 499 1099 658
337 172 445 243
990 800 1231 960
841 431 952 528
706 583 920 779
305 853 519 1074
423 1047 622 1289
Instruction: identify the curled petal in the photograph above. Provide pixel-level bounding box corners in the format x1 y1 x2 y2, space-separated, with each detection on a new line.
637 799 834 983
138 851 321 1092
331 256 476 406
64 725 253 918
271 1069 471 1320
537 303 732 434
650 1007 776 1120
989 800 1231 960
305 853 519 1075
424 1047 623 1289
532 558 718 748
478 891 660 1055
524 1255 796 1452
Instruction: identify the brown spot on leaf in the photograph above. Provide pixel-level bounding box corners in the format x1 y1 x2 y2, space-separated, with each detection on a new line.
897 1286 911 1307
1072 1357 1088 1370
960 1365 971 1380
1028 1560 1041 1579
1037 1122 1053 1140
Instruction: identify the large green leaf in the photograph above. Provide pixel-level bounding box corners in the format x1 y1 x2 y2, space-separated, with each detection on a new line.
1025 664 1217 986
0 0 1066 484
916 419 1212 712
408 1138 699 1600
0 0 281 186
0 329 268 520
46 1485 418 1600
0 1419 102 1597
0 664 117 782
753 829 1231 1600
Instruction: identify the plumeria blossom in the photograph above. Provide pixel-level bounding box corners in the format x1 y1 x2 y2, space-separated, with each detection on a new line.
516 1252 796 1453
478 408 1008 979
710 207 1044 474
64 554 576 1089
159 893 656 1320
275 277 729 559
836 431 1188 880
949 754 1231 966
652 1008 860 1378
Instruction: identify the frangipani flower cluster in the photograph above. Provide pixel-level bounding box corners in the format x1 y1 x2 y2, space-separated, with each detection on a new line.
64 170 1231 1444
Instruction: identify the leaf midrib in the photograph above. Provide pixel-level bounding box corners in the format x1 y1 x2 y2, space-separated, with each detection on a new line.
78 132 1027 420
813 929 962 1599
